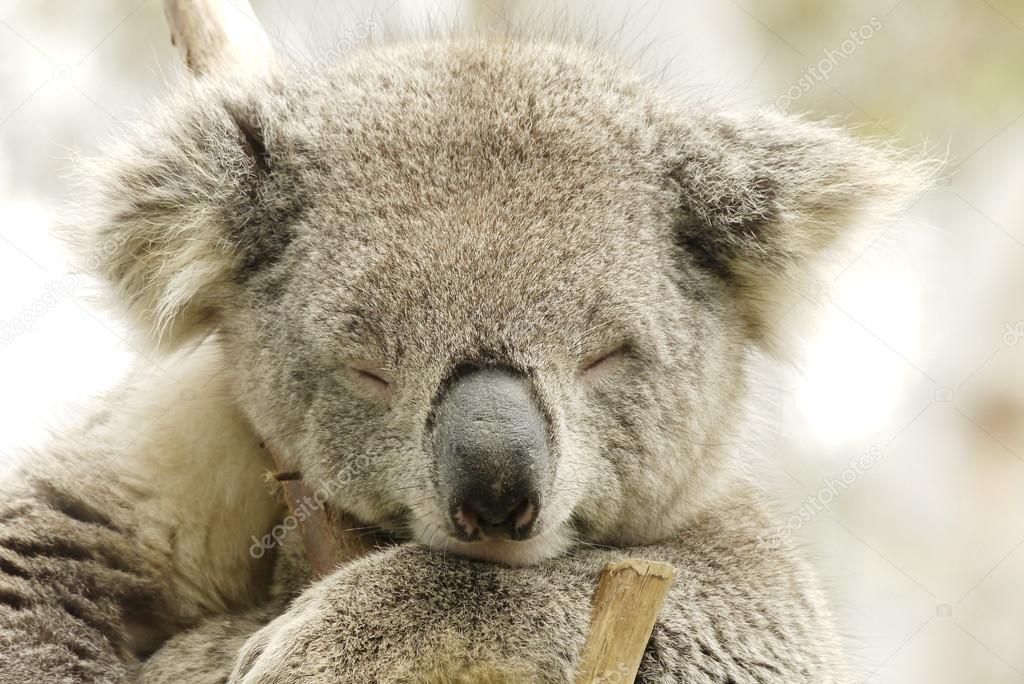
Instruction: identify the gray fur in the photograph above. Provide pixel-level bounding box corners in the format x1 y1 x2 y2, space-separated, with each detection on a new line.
0 37 924 682
141 491 839 683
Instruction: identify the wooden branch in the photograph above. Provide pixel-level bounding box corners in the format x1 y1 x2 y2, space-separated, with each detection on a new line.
575 559 677 684
268 439 673 673
266 446 379 579
163 0 274 76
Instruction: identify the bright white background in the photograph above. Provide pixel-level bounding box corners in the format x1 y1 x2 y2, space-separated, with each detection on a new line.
1 1 1023 681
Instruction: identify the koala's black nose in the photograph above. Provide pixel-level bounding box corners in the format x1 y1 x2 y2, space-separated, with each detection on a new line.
431 366 548 541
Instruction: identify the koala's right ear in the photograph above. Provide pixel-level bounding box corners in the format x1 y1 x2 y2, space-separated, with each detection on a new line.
71 0 288 352
76 86 287 352
666 108 931 347
69 1 290 352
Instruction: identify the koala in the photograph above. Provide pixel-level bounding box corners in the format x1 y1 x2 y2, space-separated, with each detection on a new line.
0 13 925 684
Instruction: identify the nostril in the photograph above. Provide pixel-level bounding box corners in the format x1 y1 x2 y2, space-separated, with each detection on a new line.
512 499 536 532
454 503 480 539
451 497 539 541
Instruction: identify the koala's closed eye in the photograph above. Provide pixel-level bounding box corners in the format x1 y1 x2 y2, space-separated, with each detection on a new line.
580 343 630 377
345 362 394 396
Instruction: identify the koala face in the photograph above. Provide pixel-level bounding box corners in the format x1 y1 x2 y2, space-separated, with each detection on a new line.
85 41 921 565
228 89 743 563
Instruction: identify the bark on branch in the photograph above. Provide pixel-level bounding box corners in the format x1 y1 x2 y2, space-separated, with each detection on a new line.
576 559 677 683
266 446 381 578
163 0 274 76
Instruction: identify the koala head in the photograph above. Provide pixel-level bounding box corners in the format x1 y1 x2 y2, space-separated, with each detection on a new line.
82 40 922 565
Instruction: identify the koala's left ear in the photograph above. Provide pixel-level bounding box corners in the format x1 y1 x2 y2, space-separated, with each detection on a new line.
667 108 931 345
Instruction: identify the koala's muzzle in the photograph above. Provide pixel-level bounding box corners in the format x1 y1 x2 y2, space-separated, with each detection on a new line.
431 367 549 542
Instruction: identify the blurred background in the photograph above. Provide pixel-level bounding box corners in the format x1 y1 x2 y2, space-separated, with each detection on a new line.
1 1 1021 681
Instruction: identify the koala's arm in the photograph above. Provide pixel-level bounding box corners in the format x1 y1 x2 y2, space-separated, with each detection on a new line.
0 352 283 682
167 493 840 684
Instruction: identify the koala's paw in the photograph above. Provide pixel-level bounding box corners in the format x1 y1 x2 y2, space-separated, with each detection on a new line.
228 545 593 684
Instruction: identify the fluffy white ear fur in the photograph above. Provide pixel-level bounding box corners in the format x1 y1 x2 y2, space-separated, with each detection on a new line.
69 80 269 353
668 108 934 346
63 0 277 353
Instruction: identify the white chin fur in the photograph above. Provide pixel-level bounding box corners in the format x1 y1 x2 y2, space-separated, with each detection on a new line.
410 515 572 566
